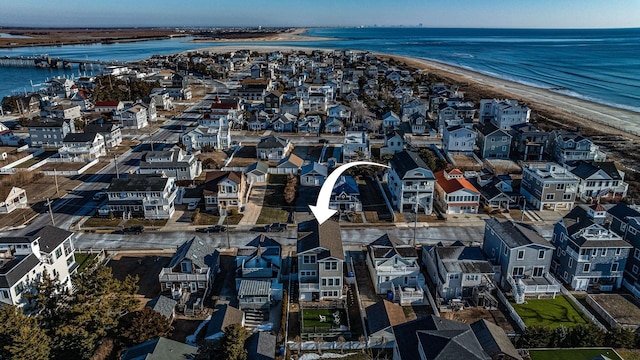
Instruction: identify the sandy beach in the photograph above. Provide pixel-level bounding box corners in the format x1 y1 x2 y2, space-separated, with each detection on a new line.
189 28 336 43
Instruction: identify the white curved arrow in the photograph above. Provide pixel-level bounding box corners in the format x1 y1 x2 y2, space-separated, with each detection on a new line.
309 161 389 224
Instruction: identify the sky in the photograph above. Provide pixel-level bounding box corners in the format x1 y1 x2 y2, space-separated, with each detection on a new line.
1 0 639 28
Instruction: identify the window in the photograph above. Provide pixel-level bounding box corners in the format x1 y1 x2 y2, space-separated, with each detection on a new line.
563 194 573 200
556 183 566 190
568 258 573 268
546 193 555 200
55 248 63 259
300 271 316 277
635 248 640 260
324 261 337 270
601 249 607 257
630 227 638 235
633 265 639 274
517 250 525 260
616 248 622 256
302 255 316 264
0 290 8 299
533 267 544 277
612 263 619 272
544 183 550 188
512 267 524 277
583 263 591 272
503 246 508 256
538 250 545 259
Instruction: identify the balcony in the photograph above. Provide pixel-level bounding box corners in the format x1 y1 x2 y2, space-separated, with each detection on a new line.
375 265 421 275
299 283 320 291
391 284 425 305
402 184 433 192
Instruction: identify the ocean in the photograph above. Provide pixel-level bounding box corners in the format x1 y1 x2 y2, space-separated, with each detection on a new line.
0 27 639 114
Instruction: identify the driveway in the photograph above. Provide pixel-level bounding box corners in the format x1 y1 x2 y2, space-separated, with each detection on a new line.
237 183 267 228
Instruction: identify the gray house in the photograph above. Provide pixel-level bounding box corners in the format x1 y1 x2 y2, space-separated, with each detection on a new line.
510 123 548 161
297 220 344 301
475 122 511 159
256 135 293 161
482 218 559 303
551 204 631 292
521 162 579 211
608 203 640 298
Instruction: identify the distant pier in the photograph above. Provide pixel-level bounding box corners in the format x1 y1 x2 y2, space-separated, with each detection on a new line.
0 55 127 69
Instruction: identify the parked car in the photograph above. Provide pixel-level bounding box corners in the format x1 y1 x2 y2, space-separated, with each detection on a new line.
92 192 107 201
196 225 227 233
318 138 329 144
122 225 145 235
187 201 199 211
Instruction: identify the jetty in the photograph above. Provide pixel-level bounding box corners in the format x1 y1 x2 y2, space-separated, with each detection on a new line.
0 55 127 70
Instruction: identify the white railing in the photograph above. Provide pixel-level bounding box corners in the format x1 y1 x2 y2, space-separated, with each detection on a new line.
299 283 319 291
496 287 527 332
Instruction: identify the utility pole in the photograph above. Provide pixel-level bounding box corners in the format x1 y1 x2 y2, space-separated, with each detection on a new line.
521 198 526 222
114 154 119 178
226 211 230 249
46 198 55 226
53 168 59 196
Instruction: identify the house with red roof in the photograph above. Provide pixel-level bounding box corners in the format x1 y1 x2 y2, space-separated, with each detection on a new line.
434 169 481 214
94 101 124 113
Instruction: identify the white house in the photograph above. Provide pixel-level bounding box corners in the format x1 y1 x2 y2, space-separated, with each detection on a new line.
59 132 106 161
442 125 476 155
380 130 406 157
434 169 481 214
0 226 77 307
479 99 530 130
113 104 148 129
366 234 423 297
106 175 178 219
381 111 401 129
182 125 231 151
342 131 371 162
387 150 436 214
84 122 122 148
300 162 328 187
138 147 202 181
0 187 27 214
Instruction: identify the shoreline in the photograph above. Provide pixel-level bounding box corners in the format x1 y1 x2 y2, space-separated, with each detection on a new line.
188 28 336 43
193 44 640 140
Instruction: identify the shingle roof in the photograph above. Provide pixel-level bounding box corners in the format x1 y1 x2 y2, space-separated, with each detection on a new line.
608 203 640 222
297 220 344 260
562 207 630 248
332 176 359 196
277 154 303 168
121 337 197 360
300 162 328 177
390 150 433 179
368 233 417 259
146 295 177 320
486 218 552 249
256 135 289 149
32 225 73 254
108 175 170 192
206 304 244 339
84 122 119 134
416 329 490 360
245 235 281 249
168 237 218 270
571 161 622 181
62 132 100 143
0 254 40 288
238 279 271 296
365 300 407 334
245 332 276 360
471 319 522 360
246 162 269 175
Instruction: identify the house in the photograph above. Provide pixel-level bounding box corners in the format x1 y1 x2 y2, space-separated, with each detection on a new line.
275 154 304 175
365 300 407 349
608 203 640 298
203 171 246 215
308 92 329 112
470 319 523 360
300 162 328 187
442 125 476 155
28 117 75 148
158 237 219 300
146 295 177 322
271 113 296 132
382 111 401 129
205 304 245 341
0 124 22 146
482 218 559 304
280 98 303 116
434 169 481 214
0 187 27 214
401 99 427 122
392 315 490 360
297 115 322 134
246 161 269 184
328 104 351 121
551 205 631 291
380 130 406 157
297 220 345 301
387 150 436 214
237 279 273 311
365 234 424 303
121 337 197 360
547 130 606 164
113 104 148 129
329 176 362 213
570 161 628 201
42 104 81 122
106 175 178 219
0 226 76 307
233 78 271 101
436 101 476 131
422 244 495 302
84 122 122 148
138 147 202 181
94 100 124 113
510 123 548 161
324 117 344 134
236 235 282 288
521 162 579 211
69 90 92 111
471 174 517 211
476 122 511 159
256 135 293 161
342 131 371 162
245 332 277 360
247 111 270 131
479 99 530 130
182 125 231 151
408 113 429 135
263 91 283 111
59 132 106 161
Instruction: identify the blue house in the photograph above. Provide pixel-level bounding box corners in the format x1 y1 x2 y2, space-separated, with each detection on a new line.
442 125 476 155
475 122 511 159
329 176 361 212
608 203 640 297
550 204 631 291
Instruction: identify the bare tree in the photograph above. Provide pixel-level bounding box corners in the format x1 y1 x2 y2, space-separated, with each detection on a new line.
338 336 346 354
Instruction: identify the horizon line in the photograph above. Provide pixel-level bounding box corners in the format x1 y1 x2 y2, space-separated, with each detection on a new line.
1 25 639 30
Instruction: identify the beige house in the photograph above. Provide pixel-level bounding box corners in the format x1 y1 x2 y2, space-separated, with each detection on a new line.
0 187 27 214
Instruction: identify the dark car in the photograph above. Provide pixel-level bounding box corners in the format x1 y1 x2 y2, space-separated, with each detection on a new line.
196 225 227 233
266 222 286 232
122 225 144 235
318 138 329 144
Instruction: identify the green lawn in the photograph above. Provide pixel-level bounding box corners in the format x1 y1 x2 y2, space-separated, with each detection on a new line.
529 348 623 360
256 175 290 224
511 296 590 328
82 217 121 228
74 252 97 273
302 308 348 329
